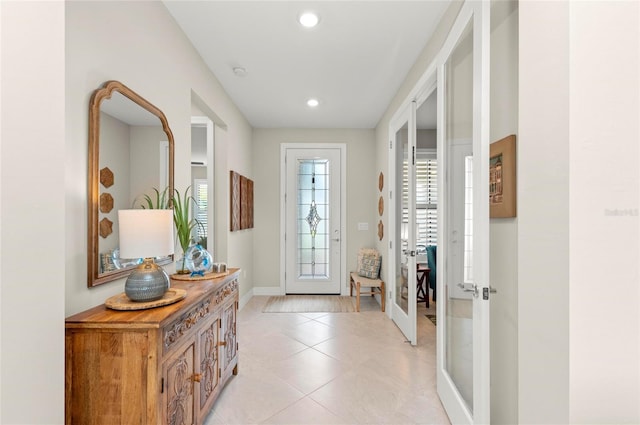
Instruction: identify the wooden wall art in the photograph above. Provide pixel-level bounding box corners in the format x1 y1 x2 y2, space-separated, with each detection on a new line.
378 172 384 192
99 217 113 238
99 193 114 213
489 134 517 218
378 220 384 241
230 170 254 231
242 178 254 229
100 167 114 188
378 196 384 216
230 171 241 231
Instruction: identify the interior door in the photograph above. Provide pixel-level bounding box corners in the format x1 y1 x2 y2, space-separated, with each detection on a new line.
284 146 342 294
390 104 417 345
436 2 490 424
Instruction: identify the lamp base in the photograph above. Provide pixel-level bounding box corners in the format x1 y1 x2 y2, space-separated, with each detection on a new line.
125 258 170 302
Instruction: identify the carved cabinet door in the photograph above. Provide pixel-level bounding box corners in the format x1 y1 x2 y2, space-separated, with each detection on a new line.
221 300 238 375
196 314 221 420
163 343 196 425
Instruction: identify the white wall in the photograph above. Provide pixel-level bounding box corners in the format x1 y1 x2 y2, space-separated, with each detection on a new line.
488 2 519 424
0 2 66 423
417 129 437 149
99 112 131 253
518 2 571 423
519 2 640 422
252 128 376 292
568 1 639 422
65 0 254 314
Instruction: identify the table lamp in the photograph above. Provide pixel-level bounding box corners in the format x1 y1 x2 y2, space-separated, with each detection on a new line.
118 209 174 302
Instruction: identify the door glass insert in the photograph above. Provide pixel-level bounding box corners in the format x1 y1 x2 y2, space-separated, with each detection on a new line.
297 159 330 279
395 122 410 314
444 18 474 412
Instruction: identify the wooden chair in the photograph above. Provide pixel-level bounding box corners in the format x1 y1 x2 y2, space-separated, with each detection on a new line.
349 272 385 312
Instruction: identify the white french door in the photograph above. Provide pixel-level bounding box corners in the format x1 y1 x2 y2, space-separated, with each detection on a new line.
436 2 490 424
390 103 418 345
282 145 344 294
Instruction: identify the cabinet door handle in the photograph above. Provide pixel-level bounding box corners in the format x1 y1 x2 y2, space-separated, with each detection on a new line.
192 373 202 383
219 341 227 347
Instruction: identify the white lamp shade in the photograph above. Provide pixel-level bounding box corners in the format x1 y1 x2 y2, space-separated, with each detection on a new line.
118 209 174 259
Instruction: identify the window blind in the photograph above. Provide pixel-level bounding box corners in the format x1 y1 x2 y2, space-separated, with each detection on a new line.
402 152 437 250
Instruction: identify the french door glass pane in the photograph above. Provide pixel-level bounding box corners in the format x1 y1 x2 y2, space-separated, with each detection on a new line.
395 122 410 313
445 18 474 412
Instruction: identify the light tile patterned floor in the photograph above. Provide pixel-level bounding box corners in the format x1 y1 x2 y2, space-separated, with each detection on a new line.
204 295 450 425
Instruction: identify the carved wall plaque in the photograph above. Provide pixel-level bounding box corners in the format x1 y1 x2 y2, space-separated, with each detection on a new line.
230 171 240 231
100 167 114 188
99 217 113 238
231 171 254 231
378 220 384 241
99 193 114 213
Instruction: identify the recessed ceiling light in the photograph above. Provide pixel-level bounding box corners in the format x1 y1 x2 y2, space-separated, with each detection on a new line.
232 66 247 77
307 98 319 108
299 12 319 28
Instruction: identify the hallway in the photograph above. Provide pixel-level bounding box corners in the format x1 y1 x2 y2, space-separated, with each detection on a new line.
205 296 448 424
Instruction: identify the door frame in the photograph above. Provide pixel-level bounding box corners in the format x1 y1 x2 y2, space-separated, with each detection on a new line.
279 143 347 296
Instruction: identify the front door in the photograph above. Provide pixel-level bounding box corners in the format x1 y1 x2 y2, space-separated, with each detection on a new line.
436 2 491 424
283 145 343 294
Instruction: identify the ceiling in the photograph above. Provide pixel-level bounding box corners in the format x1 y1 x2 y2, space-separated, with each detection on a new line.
163 1 450 129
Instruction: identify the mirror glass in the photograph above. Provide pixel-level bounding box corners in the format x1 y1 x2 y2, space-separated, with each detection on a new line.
88 81 174 287
190 116 214 258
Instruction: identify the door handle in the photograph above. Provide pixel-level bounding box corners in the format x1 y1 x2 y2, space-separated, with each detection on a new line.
457 283 478 297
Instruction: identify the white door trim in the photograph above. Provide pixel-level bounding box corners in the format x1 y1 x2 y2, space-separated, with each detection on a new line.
280 143 347 296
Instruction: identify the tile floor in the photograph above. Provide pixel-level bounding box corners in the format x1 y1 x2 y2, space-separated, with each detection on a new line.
204 295 450 425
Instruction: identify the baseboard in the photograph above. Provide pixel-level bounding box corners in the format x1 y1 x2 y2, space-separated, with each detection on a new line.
238 289 253 311
252 286 283 296
238 286 283 311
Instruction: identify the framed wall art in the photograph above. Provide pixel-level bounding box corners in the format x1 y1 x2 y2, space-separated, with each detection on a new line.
230 170 254 231
489 134 516 218
230 171 241 231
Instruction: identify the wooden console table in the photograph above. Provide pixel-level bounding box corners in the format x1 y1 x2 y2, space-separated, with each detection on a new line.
65 268 240 425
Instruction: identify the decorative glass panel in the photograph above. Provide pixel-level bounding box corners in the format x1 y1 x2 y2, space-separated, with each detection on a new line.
296 159 330 279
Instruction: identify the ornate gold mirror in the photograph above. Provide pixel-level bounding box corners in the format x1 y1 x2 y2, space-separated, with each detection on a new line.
88 81 175 287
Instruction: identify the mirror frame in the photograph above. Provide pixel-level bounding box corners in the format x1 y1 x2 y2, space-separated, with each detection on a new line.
88 80 175 287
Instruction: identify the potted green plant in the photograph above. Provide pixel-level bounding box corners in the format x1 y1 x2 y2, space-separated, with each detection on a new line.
138 187 170 209
172 186 199 274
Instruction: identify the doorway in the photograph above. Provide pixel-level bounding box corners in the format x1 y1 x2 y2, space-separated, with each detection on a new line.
281 144 346 294
190 116 214 257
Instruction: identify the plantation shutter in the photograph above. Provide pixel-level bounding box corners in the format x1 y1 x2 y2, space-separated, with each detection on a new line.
193 179 208 240
402 151 437 250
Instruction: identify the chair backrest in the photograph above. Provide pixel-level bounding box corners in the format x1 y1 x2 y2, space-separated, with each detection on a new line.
426 245 437 288
356 248 381 279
